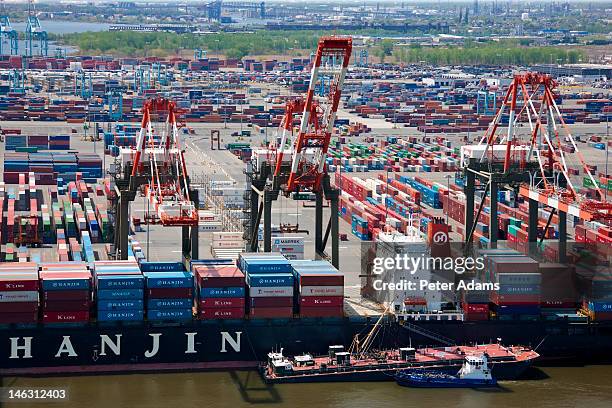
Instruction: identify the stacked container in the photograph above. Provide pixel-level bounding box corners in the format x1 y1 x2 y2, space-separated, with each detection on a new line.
40 263 91 323
239 253 294 319
461 283 490 321
94 261 144 322
144 271 194 321
291 260 344 318
0 263 39 323
195 264 245 320
487 256 541 320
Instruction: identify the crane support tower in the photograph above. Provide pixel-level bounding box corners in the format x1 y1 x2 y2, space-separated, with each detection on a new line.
25 1 48 57
0 1 19 56
246 36 352 268
461 72 611 262
112 97 199 264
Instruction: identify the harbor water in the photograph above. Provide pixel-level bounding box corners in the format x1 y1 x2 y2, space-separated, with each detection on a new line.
3 365 612 407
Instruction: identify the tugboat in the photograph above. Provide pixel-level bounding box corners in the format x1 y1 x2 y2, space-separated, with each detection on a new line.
395 353 498 388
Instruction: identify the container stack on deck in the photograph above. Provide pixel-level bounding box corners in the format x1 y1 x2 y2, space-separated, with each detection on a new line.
145 269 194 321
94 261 144 322
195 264 246 320
40 263 91 323
291 260 344 318
239 253 294 319
0 263 39 324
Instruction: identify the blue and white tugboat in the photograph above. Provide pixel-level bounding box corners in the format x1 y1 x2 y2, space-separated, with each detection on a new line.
395 353 498 388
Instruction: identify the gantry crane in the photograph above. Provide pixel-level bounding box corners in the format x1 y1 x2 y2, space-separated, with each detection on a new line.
0 0 18 55
247 36 352 268
461 72 611 261
25 0 48 57
112 97 199 263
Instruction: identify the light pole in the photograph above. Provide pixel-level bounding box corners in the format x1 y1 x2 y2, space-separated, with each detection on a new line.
445 174 451 224
385 168 390 224
606 115 609 201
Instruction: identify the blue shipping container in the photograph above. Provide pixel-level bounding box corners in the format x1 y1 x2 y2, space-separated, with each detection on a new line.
200 287 245 298
97 289 144 300
98 309 144 321
247 274 294 287
98 299 145 310
147 298 192 309
96 275 144 290
147 309 192 320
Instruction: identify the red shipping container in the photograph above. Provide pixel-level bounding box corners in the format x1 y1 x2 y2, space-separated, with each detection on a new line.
250 297 293 308
0 277 39 291
43 290 90 301
195 266 245 288
43 300 91 311
147 288 193 298
0 312 38 324
0 301 38 313
541 300 577 309
199 307 244 320
43 311 89 323
464 312 489 321
299 296 344 307
463 303 489 313
199 297 245 309
299 307 344 318
249 307 293 318
297 275 344 287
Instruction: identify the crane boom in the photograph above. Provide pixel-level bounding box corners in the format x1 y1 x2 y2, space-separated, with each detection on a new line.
274 36 352 194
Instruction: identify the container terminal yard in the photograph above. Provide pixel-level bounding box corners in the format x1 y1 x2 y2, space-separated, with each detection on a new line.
0 1 609 406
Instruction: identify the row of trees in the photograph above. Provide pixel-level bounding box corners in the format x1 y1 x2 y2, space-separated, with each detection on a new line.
389 42 586 66
56 31 587 67
55 30 327 58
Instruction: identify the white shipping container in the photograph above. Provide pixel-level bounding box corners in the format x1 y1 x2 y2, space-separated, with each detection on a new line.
249 286 294 297
300 286 344 297
199 222 223 232
211 240 244 249
213 232 243 241
282 253 304 260
0 291 39 302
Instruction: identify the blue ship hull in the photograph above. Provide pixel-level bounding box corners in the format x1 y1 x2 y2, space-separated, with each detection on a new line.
396 373 498 388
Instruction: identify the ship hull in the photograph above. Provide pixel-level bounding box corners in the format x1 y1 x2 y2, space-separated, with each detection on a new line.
262 360 532 383
1 318 612 376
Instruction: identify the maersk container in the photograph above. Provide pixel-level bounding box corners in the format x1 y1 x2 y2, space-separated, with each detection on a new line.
147 309 192 320
147 298 192 309
98 309 144 321
97 289 144 300
199 287 245 298
96 275 144 290
140 262 185 272
97 299 144 311
144 271 193 288
246 274 294 287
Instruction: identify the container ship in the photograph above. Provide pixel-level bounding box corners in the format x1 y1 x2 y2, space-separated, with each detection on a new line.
0 35 611 378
